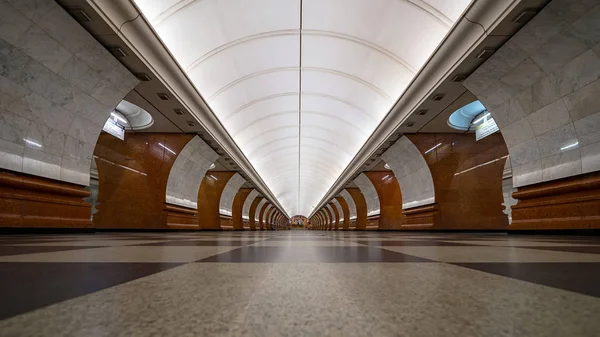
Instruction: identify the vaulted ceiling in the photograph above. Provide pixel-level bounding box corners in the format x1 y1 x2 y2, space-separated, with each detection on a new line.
133 0 472 216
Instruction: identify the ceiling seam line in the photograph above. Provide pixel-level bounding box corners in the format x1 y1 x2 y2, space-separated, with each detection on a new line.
298 0 303 215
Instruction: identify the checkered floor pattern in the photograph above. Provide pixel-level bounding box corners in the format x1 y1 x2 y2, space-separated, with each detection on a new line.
1 231 599 336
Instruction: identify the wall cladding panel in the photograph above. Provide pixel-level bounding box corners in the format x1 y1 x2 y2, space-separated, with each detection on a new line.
381 136 435 209
0 0 138 186
353 173 380 216
464 0 600 188
165 136 218 209
219 173 246 216
339 189 356 220
242 189 259 220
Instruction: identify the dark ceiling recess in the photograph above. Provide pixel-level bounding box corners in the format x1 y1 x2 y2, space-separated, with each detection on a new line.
135 73 152 81
405 121 415 127
186 121 195 126
68 8 92 22
476 48 496 59
431 93 445 101
173 108 184 115
108 47 127 58
417 109 428 116
513 9 537 24
157 93 170 100
451 74 467 82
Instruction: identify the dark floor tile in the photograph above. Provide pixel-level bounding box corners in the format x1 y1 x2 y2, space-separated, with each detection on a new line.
353 240 477 247
453 262 600 298
0 246 101 256
136 240 252 246
197 246 433 263
0 262 182 319
524 246 600 254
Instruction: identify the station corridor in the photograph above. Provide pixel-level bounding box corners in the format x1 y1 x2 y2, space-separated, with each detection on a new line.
0 231 600 336
2 0 600 335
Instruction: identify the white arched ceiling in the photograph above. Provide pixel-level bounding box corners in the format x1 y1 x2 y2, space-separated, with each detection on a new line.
134 0 470 216
219 173 246 216
331 199 344 222
242 189 259 220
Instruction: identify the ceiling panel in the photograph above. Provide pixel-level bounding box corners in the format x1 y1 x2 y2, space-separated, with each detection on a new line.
134 0 471 216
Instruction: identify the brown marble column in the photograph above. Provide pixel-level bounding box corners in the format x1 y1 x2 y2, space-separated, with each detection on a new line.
266 207 276 229
323 207 333 231
248 197 263 230
317 209 327 230
231 188 252 231
335 197 350 231
93 133 194 229
347 188 367 230
329 203 340 230
258 203 270 230
364 171 402 230
197 171 235 230
407 134 508 230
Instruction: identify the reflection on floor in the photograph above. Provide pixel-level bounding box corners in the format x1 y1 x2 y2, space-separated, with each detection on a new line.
1 231 600 336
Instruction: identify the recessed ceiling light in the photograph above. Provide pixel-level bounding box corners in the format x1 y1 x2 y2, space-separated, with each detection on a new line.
157 93 170 100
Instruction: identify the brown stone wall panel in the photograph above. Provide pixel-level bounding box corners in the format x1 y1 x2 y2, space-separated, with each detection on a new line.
220 215 234 230
364 171 403 230
346 188 367 230
323 207 335 231
511 172 600 230
329 203 340 230
232 188 253 230
248 197 263 230
406 133 509 230
164 203 198 228
258 203 270 230
197 171 236 230
94 133 194 229
335 197 350 230
0 171 91 228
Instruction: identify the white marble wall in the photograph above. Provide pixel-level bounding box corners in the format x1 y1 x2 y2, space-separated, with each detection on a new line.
218 173 246 216
254 199 267 222
242 189 259 220
353 173 380 216
0 0 138 185
166 136 219 209
381 136 435 209
464 0 600 187
325 204 336 224
339 189 357 220
331 199 344 222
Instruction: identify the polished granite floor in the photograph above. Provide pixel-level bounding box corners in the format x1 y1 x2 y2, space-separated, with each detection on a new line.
1 231 600 336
